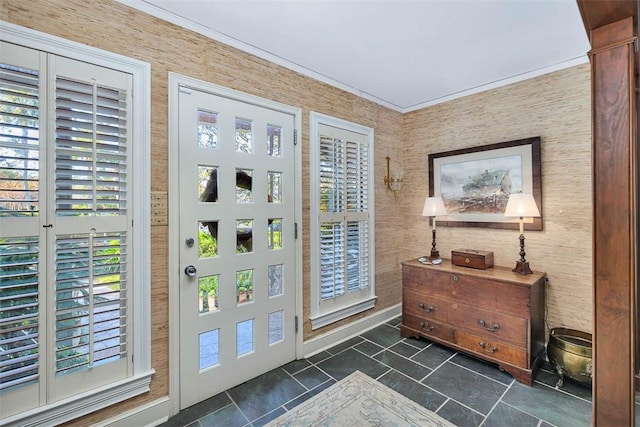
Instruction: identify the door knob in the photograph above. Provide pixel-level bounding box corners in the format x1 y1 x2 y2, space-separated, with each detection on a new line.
184 265 197 277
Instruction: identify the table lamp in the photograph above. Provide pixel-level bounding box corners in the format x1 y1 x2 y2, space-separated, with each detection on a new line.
422 196 447 261
504 193 540 274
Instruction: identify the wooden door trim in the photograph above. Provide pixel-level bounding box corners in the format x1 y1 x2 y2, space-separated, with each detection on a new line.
589 16 637 426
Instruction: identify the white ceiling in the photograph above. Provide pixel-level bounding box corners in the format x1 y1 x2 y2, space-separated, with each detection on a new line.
121 0 591 112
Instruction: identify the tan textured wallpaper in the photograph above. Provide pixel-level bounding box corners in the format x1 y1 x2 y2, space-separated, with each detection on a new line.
402 64 593 335
2 0 591 424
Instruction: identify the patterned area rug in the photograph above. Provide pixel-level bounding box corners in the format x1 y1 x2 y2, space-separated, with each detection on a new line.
266 370 456 426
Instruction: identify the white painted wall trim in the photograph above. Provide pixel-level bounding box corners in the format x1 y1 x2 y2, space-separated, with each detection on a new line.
0 374 154 427
302 303 402 357
93 397 171 427
310 297 377 330
115 1 588 113
404 56 589 112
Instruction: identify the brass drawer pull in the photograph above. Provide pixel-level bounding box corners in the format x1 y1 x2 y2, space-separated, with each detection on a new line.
451 274 459 282
418 303 434 312
478 319 500 332
478 341 498 353
420 321 434 331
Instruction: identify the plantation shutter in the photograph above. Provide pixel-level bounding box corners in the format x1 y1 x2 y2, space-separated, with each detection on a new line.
49 56 132 399
317 124 370 308
0 58 40 216
0 43 44 414
54 75 128 216
1 34 151 423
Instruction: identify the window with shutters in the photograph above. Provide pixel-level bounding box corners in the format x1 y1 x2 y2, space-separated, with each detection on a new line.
0 25 151 426
309 112 375 330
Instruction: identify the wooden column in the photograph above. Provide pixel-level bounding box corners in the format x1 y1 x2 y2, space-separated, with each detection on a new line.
590 16 637 426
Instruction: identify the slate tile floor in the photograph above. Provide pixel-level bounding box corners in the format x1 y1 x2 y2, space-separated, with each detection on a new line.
161 317 629 427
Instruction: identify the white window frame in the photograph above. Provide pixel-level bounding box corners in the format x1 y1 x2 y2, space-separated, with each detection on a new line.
309 112 375 330
0 21 153 426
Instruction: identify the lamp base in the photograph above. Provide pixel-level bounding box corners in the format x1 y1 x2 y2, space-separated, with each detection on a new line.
512 260 533 275
430 249 440 259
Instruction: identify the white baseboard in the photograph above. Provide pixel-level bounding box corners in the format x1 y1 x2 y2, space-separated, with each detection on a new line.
302 303 402 357
94 397 171 427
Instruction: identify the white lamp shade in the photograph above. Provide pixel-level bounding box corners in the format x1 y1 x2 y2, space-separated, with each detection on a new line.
422 196 447 216
504 193 540 217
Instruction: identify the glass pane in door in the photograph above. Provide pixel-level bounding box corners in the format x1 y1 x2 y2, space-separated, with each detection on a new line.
199 275 219 313
198 221 218 258
267 171 282 203
268 218 282 250
236 219 253 253
268 264 283 297
236 319 253 356
236 169 253 203
197 110 218 149
236 269 253 305
198 166 218 203
235 118 252 153
199 329 219 370
268 311 283 345
267 125 281 157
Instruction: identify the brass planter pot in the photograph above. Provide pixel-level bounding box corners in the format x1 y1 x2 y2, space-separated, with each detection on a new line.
547 328 592 388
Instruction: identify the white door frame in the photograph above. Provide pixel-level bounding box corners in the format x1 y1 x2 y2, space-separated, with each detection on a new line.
167 72 303 415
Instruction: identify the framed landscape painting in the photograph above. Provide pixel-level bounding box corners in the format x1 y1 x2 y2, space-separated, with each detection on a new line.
428 137 542 230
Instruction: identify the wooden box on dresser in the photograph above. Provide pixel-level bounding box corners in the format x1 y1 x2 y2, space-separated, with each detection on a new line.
400 258 546 385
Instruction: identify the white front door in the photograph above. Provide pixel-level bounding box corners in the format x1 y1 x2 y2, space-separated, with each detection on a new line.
177 86 297 409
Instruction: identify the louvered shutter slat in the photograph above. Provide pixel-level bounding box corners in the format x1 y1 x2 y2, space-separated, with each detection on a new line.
0 235 40 391
54 232 127 375
0 63 40 217
55 75 127 218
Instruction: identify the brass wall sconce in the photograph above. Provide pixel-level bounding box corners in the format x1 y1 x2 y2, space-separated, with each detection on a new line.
384 156 403 196
504 192 540 274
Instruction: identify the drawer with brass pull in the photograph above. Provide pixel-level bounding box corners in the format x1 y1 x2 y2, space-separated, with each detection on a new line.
448 302 526 347
455 330 527 366
402 290 448 322
401 314 455 343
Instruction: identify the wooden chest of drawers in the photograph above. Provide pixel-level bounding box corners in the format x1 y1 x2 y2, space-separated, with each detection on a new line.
400 258 546 385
